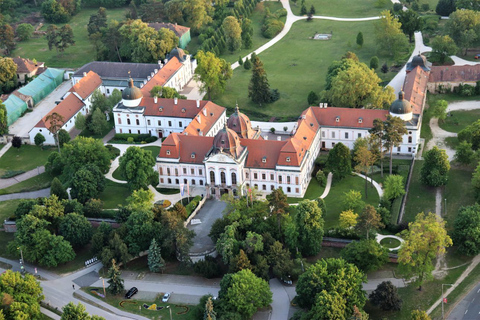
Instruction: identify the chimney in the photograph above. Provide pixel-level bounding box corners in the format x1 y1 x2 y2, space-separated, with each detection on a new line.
151 72 154 77
154 69 158 74
140 83 144 88
83 72 87 77
143 80 147 84
264 135 269 140
199 131 203 136
319 103 322 108
165 58 169 64
197 114 201 124
147 76 151 81
158 60 161 65
196 99 200 108
324 103 328 109
154 96 158 103
174 97 178 105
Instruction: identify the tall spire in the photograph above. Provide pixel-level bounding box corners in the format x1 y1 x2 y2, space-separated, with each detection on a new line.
235 101 239 114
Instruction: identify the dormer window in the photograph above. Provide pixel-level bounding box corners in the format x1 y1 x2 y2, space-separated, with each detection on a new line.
166 150 170 155
286 157 291 162
210 112 214 116
336 116 340 122
303 137 307 140
262 157 267 163
181 108 186 113
221 140 225 144
191 153 196 159
358 117 363 124
159 107 163 112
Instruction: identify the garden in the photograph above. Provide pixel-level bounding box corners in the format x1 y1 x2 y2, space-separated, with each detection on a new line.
289 0 391 17
0 144 54 178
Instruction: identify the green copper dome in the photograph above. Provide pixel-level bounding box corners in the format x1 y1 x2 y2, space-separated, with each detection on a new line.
390 91 412 115
122 78 143 100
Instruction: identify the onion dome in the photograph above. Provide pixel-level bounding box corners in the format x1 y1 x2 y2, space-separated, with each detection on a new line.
227 104 256 139
213 124 244 159
169 47 187 62
122 78 143 107
406 54 431 72
390 91 413 121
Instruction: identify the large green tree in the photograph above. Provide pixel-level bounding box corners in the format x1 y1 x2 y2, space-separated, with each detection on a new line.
384 115 408 175
0 24 16 55
383 174 406 201
61 302 106 320
369 281 403 311
374 10 409 59
431 35 457 64
456 0 480 10
325 142 351 179
89 108 109 135
107 259 124 295
354 142 377 199
446 9 480 55
398 212 452 290
0 100 8 135
183 0 213 33
436 0 456 16
16 23 34 41
60 136 111 177
357 204 384 239
148 238 165 273
248 56 272 104
420 146 450 187
341 239 389 272
369 118 386 177
223 16 242 53
0 57 17 95
59 213 93 248
87 7 107 36
195 50 232 100
398 9 423 42
266 188 289 236
70 164 106 204
453 204 480 255
119 146 156 191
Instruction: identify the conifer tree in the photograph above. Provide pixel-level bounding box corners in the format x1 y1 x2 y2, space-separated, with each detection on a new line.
148 239 165 273
107 259 124 295
248 57 271 104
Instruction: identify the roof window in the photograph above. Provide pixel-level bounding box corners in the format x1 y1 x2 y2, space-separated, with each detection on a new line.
191 153 196 159
262 157 267 163
181 108 186 113
336 116 340 122
159 107 163 112
166 150 170 155
221 140 225 144
286 157 291 162
358 117 363 123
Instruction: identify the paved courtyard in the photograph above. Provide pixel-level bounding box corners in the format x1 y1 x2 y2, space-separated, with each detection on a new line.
187 200 227 254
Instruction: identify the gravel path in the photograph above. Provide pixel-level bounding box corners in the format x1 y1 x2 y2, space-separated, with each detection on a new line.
0 188 50 202
0 166 45 189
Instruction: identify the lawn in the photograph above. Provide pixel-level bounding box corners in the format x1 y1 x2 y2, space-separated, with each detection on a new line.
84 287 197 320
0 145 54 177
213 19 407 121
0 199 21 222
403 160 436 223
0 172 53 195
0 232 16 259
323 174 380 229
439 109 480 133
219 1 286 64
289 0 391 17
141 146 161 158
112 167 125 181
98 180 131 209
287 179 326 203
48 244 95 274
380 238 401 249
443 166 475 231
11 7 128 68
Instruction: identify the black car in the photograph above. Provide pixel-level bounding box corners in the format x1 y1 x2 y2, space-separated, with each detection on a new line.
125 287 138 299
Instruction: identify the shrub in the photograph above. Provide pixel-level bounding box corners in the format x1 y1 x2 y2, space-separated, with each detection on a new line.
421 3 430 11
393 3 403 11
315 170 326 186
194 256 222 278
270 89 280 102
145 136 157 143
262 19 284 38
370 56 379 69
127 137 134 143
381 63 389 73
84 199 104 217
105 145 120 159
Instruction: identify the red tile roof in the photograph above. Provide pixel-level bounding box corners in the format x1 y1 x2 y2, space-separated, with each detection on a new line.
311 106 388 128
148 23 190 37
35 94 85 129
13 57 44 74
69 71 102 100
183 101 226 136
142 98 218 119
429 65 480 83
403 66 428 114
141 57 183 96
241 139 286 169
159 133 213 164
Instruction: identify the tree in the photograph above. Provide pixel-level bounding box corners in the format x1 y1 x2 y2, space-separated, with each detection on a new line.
243 57 252 70
50 177 68 200
230 249 252 272
431 35 457 64
70 164 106 203
411 310 431 320
204 296 217 320
354 143 377 198
301 3 307 14
339 210 359 229
75 112 86 131
384 115 408 175
16 23 34 41
266 188 289 236
309 4 316 14
383 174 405 201
296 258 366 314
148 238 165 273
0 24 15 55
453 204 480 255
307 91 319 105
374 10 409 59
458 120 480 150
223 16 242 53
58 129 71 147
221 269 272 319
267 241 294 280
398 212 452 290
0 58 17 95
195 50 232 100
370 56 379 69
107 259 124 295
0 270 44 319
342 239 389 272
369 281 402 311
183 0 213 33
447 9 480 55
34 132 46 147
61 302 106 320
398 9 423 42
308 291 346 320
89 108 108 135
325 142 351 179
55 24 75 53
342 190 365 213
126 189 154 212
431 99 448 122
119 146 156 191
11 136 22 150
61 136 111 177
0 100 7 134
45 112 64 153
59 213 93 248
248 56 273 104
420 146 450 187
457 0 480 10
41 0 70 23
454 141 474 165
87 7 107 36
357 205 384 239
287 200 324 256
436 0 456 16
46 25 59 51
356 32 364 47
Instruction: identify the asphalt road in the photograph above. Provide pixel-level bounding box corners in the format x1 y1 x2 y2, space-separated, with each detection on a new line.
448 283 480 320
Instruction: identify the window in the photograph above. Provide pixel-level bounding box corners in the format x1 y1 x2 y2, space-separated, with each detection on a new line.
322 131 325 138
331 142 335 147
262 157 267 163
191 168 195 175
397 147 401 152
279 176 283 183
200 180 204 186
159 167 163 175
246 172 249 179
296 177 299 185
158 120 161 126
128 129 132 134
168 121 172 127
262 173 266 180
358 133 361 138
160 178 164 183
107 89 110 94
166 150 171 155
167 168 171 176
287 187 291 193
179 122 182 127
408 147 412 152
175 168 178 176
118 118 121 124
254 173 258 179
232 172 237 185
199 169 203 175
183 168 187 174
287 176 291 184
332 132 335 138
168 178 171 184
296 188 299 193
286 157 291 162
271 185 275 191
184 179 187 184
137 130 140 134
345 132 349 139
175 179 179 184
221 172 226 184
127 119 131 125
136 119 140 125
192 179 196 185
408 136 412 143
271 174 274 180
120 129 123 133
210 171 215 184
262 185 266 190
147 120 151 126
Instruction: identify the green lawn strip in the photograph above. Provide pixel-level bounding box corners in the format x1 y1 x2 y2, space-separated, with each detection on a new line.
445 136 459 149
0 232 16 259
369 159 412 185
380 238 401 248
80 118 115 139
111 167 125 181
422 100 434 146
289 0 391 17
444 166 475 231
0 145 53 177
287 179 326 203
439 109 480 133
98 180 131 209
140 146 161 158
83 287 196 320
0 172 53 195
12 7 127 68
403 160 436 223
0 199 21 223
123 255 198 276
213 19 403 121
219 1 285 64
323 174 380 229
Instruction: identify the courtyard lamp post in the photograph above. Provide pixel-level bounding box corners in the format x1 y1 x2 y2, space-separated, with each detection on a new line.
166 305 173 320
99 277 106 297
442 283 454 319
17 247 25 275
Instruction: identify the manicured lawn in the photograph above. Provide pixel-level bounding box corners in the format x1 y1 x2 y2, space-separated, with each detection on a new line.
370 159 412 185
0 232 16 259
98 180 131 209
403 160 436 223
0 199 21 222
0 172 53 195
380 238 401 249
84 287 197 320
141 146 161 158
213 19 408 121
0 145 54 177
219 1 285 64
439 109 480 133
287 179 326 203
445 136 459 149
11 7 128 68
305 247 342 264
323 174 380 229
112 167 125 181
444 166 475 231
289 0 391 17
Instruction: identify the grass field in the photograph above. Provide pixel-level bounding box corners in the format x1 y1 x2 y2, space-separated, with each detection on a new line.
12 7 127 68
0 200 21 223
289 0 391 17
287 179 326 203
141 146 161 158
213 19 408 121
0 232 16 259
0 145 53 177
98 180 130 209
439 109 480 133
444 166 475 231
0 172 52 195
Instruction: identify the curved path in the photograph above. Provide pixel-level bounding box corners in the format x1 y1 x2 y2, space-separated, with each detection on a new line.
353 172 384 198
0 188 50 202
0 166 46 189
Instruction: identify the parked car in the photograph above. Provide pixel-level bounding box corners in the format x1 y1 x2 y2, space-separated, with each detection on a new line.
125 287 138 299
162 292 171 302
475 54 480 59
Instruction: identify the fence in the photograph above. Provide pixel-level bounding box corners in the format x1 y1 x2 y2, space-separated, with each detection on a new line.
322 237 398 262
398 158 416 224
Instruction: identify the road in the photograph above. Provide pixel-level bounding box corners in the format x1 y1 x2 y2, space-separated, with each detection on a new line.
448 283 480 320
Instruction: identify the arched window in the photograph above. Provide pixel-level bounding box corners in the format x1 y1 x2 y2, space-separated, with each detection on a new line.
210 171 215 184
221 172 226 184
408 136 412 143
231 172 237 185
